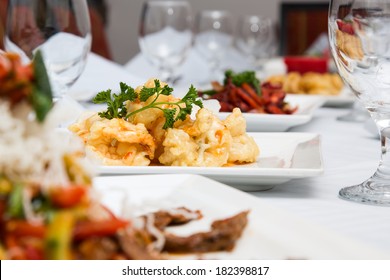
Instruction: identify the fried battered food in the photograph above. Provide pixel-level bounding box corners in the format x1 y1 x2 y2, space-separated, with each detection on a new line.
224 108 260 163
127 84 181 131
266 72 344 95
126 79 184 160
69 115 155 166
70 79 260 167
159 108 233 167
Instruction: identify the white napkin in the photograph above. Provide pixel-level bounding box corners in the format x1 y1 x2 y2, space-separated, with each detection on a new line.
69 53 145 101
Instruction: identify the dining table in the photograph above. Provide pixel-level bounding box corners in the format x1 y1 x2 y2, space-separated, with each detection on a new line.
69 51 390 258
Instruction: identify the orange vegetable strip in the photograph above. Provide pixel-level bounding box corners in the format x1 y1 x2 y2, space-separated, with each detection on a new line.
235 87 259 109
241 83 264 106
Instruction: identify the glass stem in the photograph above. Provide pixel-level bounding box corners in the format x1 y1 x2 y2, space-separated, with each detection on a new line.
372 113 390 180
209 58 221 82
158 66 174 83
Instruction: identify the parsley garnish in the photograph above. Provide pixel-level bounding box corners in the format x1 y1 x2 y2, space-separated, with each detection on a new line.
93 82 135 119
92 80 203 129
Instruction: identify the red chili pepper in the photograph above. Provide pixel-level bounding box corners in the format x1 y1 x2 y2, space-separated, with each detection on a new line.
266 105 285 114
73 218 130 241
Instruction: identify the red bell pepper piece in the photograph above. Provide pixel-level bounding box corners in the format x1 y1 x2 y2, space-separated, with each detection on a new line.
6 220 46 238
73 218 129 241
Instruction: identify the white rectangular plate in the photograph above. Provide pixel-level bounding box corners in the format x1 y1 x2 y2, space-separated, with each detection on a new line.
93 174 389 259
288 87 355 108
98 133 324 191
218 94 324 132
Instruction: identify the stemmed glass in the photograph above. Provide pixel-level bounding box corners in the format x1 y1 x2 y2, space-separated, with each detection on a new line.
329 0 390 205
337 100 370 122
194 10 234 84
139 0 193 84
235 15 276 72
4 0 92 99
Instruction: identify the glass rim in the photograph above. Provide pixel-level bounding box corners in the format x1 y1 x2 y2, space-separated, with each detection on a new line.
145 0 191 6
239 15 273 22
197 10 232 18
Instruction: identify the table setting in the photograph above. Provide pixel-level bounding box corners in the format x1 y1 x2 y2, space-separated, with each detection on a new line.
2 0 390 261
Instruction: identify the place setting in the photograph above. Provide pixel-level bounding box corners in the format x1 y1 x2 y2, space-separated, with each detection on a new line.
2 0 390 264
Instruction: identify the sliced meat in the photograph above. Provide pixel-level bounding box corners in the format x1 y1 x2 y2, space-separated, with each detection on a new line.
163 210 249 253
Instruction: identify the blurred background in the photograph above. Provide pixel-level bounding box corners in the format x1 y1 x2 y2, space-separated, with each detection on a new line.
105 0 328 64
0 0 329 65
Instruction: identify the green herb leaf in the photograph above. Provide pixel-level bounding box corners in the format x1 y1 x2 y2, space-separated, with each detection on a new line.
199 89 217 96
160 84 174 96
93 90 112 104
31 50 53 122
128 83 203 129
94 80 203 130
139 86 156 102
7 182 25 218
162 108 177 129
175 85 203 121
119 82 137 101
224 70 261 95
93 86 134 120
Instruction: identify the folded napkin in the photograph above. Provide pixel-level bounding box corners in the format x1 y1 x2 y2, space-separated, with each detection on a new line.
69 53 145 101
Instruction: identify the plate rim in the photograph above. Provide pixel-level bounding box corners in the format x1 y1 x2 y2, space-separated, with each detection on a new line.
93 173 390 259
216 95 325 131
98 132 324 179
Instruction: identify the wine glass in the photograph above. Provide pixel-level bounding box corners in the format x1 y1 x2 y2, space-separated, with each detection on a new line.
337 99 370 122
329 0 390 205
3 0 92 99
139 0 193 84
194 10 234 84
235 15 276 71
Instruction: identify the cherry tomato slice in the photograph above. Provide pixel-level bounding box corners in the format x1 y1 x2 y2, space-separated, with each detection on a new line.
50 185 86 208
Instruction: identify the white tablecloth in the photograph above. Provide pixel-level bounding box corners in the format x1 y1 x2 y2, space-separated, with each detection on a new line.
71 53 390 257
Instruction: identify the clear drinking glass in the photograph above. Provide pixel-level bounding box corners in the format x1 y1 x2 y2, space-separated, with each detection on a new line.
337 100 370 122
139 0 193 83
329 0 390 205
235 15 276 71
194 10 234 83
4 0 92 99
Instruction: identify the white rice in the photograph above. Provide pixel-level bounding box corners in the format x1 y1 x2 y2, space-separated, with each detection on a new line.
0 100 92 190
